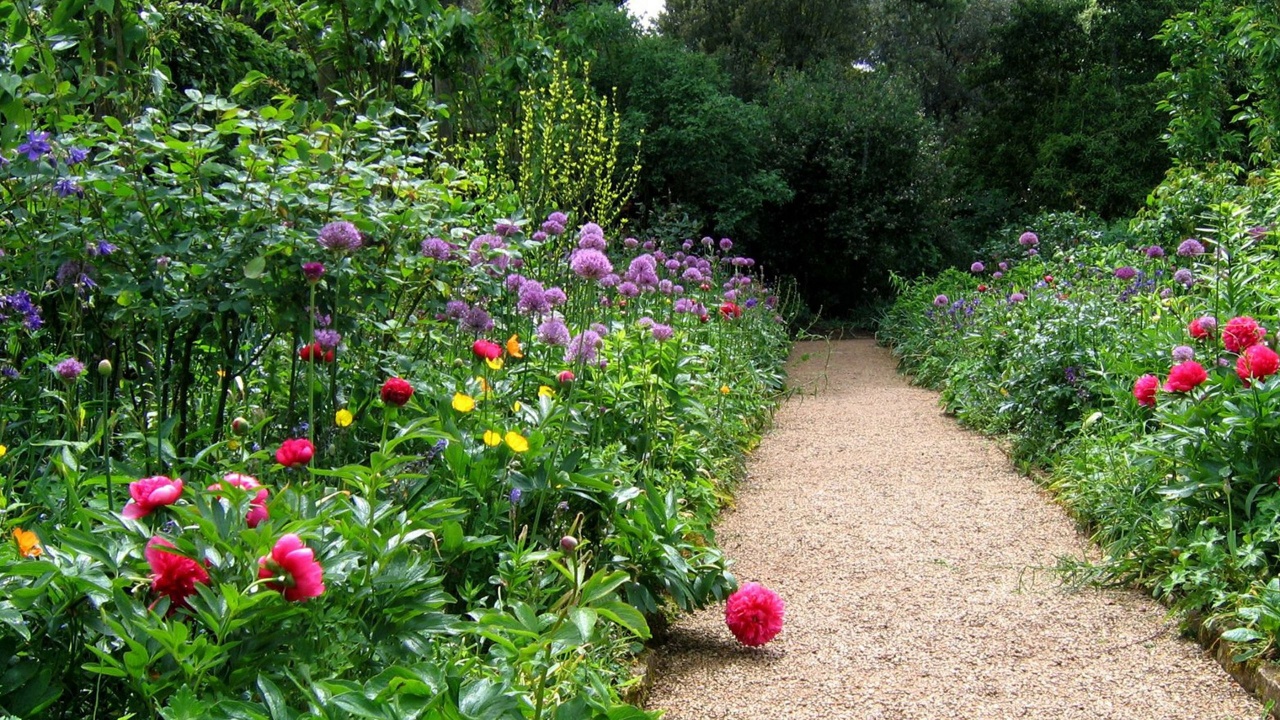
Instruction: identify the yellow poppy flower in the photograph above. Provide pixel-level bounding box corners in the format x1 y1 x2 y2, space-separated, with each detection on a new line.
506 334 524 359
720 385 731 395
512 401 522 412
452 393 476 412
228 439 241 451
475 376 492 394
483 430 502 447
0 444 6 459
485 357 504 371
504 431 529 453
335 408 354 427
13 528 41 558
538 385 555 398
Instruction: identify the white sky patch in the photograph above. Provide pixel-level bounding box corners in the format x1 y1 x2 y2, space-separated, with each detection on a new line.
625 0 665 28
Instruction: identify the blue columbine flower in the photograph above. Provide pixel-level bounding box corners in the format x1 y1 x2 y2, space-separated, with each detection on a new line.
17 131 52 162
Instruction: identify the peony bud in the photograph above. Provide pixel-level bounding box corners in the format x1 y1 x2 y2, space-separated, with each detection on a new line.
559 536 578 552
97 359 112 377
231 416 250 436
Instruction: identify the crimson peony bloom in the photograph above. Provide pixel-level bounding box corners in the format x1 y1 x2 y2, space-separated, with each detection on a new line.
380 377 414 406
472 339 503 361
298 342 335 363
725 581 784 647
208 473 269 528
557 370 575 384
146 537 210 612
1237 344 1280 384
1133 374 1159 407
1223 316 1265 353
719 301 743 319
1188 316 1217 340
1165 361 1208 393
275 438 314 468
258 534 325 601
123 476 184 519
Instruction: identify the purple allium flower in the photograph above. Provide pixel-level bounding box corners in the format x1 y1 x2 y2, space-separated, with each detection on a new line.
719 238 733 251
570 249 613 280
674 298 696 314
302 262 325 283
541 220 565 236
317 221 362 251
18 131 52 162
531 231 548 243
505 273 527 292
665 259 681 272
1173 268 1194 287
421 237 454 261
659 280 674 294
1026 248 1039 256
933 295 949 307
444 300 468 320
701 236 714 248
681 268 703 282
1008 292 1026 303
54 178 83 198
993 271 1004 280
1114 266 1137 280
624 237 639 249
577 223 606 251
1177 238 1206 257
998 262 1009 271
1159 288 1172 299
723 289 738 301
682 240 693 251
673 284 685 295
460 306 494 334
314 329 341 350
494 219 520 237
468 234 505 265
54 357 85 381
651 323 674 342
565 330 602 364
765 296 779 309
599 273 620 288
66 147 88 166
1172 345 1195 363
1145 245 1165 258
1018 231 1039 247
637 316 655 329
970 261 985 273
642 240 656 251
536 317 570 346
547 211 568 226
544 287 567 306
590 323 609 336
517 281 551 315
617 281 640 298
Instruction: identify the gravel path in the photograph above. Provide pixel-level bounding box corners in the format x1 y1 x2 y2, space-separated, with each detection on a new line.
646 339 1264 720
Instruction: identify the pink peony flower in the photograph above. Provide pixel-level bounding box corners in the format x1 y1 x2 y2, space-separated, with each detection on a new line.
1164 361 1208 393
1133 374 1159 408
1237 344 1280 384
1223 316 1265 353
146 537 210 612
258 534 325 601
276 438 315 468
472 339 503 361
725 581 784 647
122 476 184 519
208 473 269 528
557 370 575 384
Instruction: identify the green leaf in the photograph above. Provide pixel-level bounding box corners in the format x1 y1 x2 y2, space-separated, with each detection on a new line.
257 675 289 720
594 600 650 640
458 679 520 720
579 570 629 605
330 693 387 719
244 256 267 279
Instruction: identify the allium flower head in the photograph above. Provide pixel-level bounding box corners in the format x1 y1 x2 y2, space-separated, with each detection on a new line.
258 534 325 601
970 261 985 273
719 238 734 251
1018 231 1039 247
1173 268 1194 288
461 306 494 334
545 287 567 306
123 476 184 519
317 221 362 251
570 249 613 280
146 537 210 612
651 324 674 342
1189 316 1217 340
1114 266 1137 280
1177 238 1206 257
517 281 551 315
494 219 520 237
1145 245 1165 258
577 223 607 251
1165 361 1208 392
565 330 603 364
54 357 85 381
1223 316 1265 353
1008 292 1026 303
1133 374 1159 407
421 237 454 261
725 581 784 646
537 317 571 347
1172 345 1195 363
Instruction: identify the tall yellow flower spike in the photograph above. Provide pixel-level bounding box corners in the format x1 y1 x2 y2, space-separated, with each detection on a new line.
504 431 529 453
506 334 524 359
538 385 555 398
13 528 41 558
452 393 476 413
335 408 354 427
483 430 503 447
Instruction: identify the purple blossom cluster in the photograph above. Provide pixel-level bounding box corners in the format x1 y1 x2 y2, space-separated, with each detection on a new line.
0 291 43 331
317 221 362 251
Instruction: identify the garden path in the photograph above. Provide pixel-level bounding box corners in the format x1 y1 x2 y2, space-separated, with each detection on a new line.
645 338 1264 719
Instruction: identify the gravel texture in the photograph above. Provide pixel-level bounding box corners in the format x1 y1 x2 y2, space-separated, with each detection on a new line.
646 339 1264 720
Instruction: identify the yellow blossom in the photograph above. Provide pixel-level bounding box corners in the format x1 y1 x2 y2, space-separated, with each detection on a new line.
335 408 354 427
485 357 504 371
13 528 41 558
720 385 731 395
504 431 529 453
506 334 524 359
0 444 6 459
228 439 241 451
476 376 492 394
538 385 556 398
512 401 522 412
452 393 476 412
483 430 502 447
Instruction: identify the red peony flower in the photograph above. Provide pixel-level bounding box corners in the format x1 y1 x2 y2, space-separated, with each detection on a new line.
298 342 335 363
146 537 210 612
258 533 325 601
1133 374 1159 407
1164 361 1208 393
725 581 784 647
557 370 575 384
122 476 184 519
977 284 988 293
719 302 743 319
208 473 269 528
1237 344 1280 384
1223 316 1265 353
1188 316 1217 340
472 339 503 361
380 377 414 406
275 438 315 468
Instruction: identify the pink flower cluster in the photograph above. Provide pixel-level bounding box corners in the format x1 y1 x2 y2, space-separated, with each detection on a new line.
725 581 784 647
1133 315 1280 406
